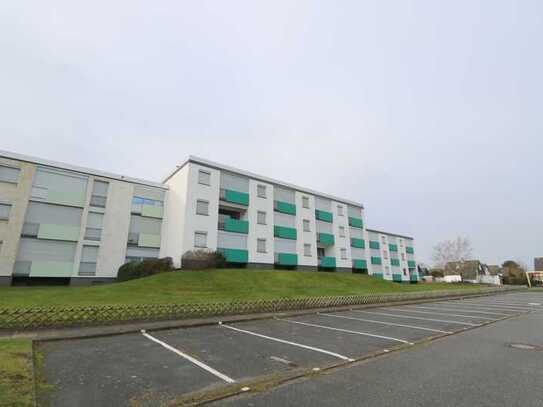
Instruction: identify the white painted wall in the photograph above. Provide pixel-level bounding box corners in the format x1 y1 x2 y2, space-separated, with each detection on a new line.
332 200 351 269
296 191 317 267
160 165 190 267
248 179 274 264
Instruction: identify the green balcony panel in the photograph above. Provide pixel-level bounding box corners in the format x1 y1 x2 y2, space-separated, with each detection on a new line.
29 261 74 277
315 209 333 223
275 201 296 215
369 241 380 250
390 258 400 267
218 248 248 263
371 256 382 265
46 190 86 207
139 233 161 248
38 224 80 242
317 232 335 245
320 256 336 268
351 238 365 248
372 272 384 279
389 244 398 252
348 217 364 229
276 253 298 266
224 218 249 234
274 225 297 240
410 273 418 282
141 204 163 218
408 260 417 268
392 273 403 282
406 246 415 254
224 189 249 206
353 259 368 269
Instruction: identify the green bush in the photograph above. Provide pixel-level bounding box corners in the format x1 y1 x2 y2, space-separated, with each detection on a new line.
117 257 173 282
181 250 226 270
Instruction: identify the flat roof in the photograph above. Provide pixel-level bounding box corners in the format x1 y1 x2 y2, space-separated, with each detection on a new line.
366 228 414 240
163 155 364 208
0 150 167 189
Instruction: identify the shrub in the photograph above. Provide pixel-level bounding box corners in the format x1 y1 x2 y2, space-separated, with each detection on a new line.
181 250 226 270
117 257 174 282
430 269 444 278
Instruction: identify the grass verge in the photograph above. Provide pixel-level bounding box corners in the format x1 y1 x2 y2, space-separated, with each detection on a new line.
0 269 479 308
0 339 34 407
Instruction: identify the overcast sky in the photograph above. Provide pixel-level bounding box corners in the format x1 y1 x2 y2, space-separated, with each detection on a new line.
1 1 541 267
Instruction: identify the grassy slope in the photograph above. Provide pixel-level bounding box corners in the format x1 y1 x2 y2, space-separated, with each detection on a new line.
0 339 33 407
0 269 477 308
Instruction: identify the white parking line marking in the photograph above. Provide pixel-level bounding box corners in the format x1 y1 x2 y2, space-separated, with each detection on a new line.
219 322 354 362
352 310 479 326
319 313 453 334
481 301 542 307
388 308 496 320
528 303 542 306
141 331 236 384
409 305 508 316
276 318 414 345
452 302 532 311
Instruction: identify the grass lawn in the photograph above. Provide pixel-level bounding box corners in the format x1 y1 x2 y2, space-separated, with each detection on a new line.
0 269 479 309
0 339 33 407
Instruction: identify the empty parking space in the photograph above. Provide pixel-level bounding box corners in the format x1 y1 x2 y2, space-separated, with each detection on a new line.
36 291 539 406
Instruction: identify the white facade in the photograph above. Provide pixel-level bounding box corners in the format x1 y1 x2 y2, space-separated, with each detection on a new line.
0 151 417 285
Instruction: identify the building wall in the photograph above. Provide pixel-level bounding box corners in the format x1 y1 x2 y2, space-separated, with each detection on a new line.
296 192 317 267
0 158 34 283
248 179 274 265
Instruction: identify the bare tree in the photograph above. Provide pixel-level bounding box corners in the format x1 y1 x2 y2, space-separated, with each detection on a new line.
432 237 474 268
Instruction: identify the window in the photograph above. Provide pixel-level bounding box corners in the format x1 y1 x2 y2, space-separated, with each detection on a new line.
0 165 20 184
304 243 311 257
340 248 347 259
257 211 266 225
401 253 406 260
339 226 345 237
85 212 104 241
0 203 11 221
0 240 3 255
381 236 386 242
194 231 207 248
90 181 109 208
257 184 267 198
79 245 99 276
198 170 211 185
383 251 389 259
303 219 310 232
257 238 267 253
337 205 344 216
196 200 209 215
133 197 163 207
403 268 407 276
302 196 309 208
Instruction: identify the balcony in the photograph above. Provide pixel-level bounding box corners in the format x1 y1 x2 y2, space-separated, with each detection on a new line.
315 209 333 223
275 252 298 266
390 258 400 267
319 256 336 268
141 204 163 219
29 261 74 278
369 241 380 250
220 188 249 206
274 225 297 240
408 260 416 268
353 259 367 270
406 246 414 254
218 248 248 263
317 232 334 246
24 223 80 242
348 217 363 229
371 272 384 279
351 238 365 248
388 244 398 252
274 200 296 216
219 217 249 234
371 256 382 265
392 273 403 282
127 232 161 248
410 272 418 283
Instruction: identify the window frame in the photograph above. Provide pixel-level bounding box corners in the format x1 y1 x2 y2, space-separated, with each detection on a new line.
0 165 20 184
198 170 211 186
196 199 210 216
340 248 347 260
337 205 344 216
339 226 345 237
302 196 310 209
304 243 312 257
194 231 208 248
257 238 267 253
0 203 12 221
257 184 267 198
257 210 267 225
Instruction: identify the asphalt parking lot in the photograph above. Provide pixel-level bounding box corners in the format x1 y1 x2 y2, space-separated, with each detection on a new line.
37 291 543 407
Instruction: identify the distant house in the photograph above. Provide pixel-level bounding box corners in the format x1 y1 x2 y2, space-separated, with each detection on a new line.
444 260 490 283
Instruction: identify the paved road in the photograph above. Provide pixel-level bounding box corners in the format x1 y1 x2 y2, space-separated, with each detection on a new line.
37 291 543 406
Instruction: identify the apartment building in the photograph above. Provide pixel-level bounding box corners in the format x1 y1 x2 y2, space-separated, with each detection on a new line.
0 151 417 285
